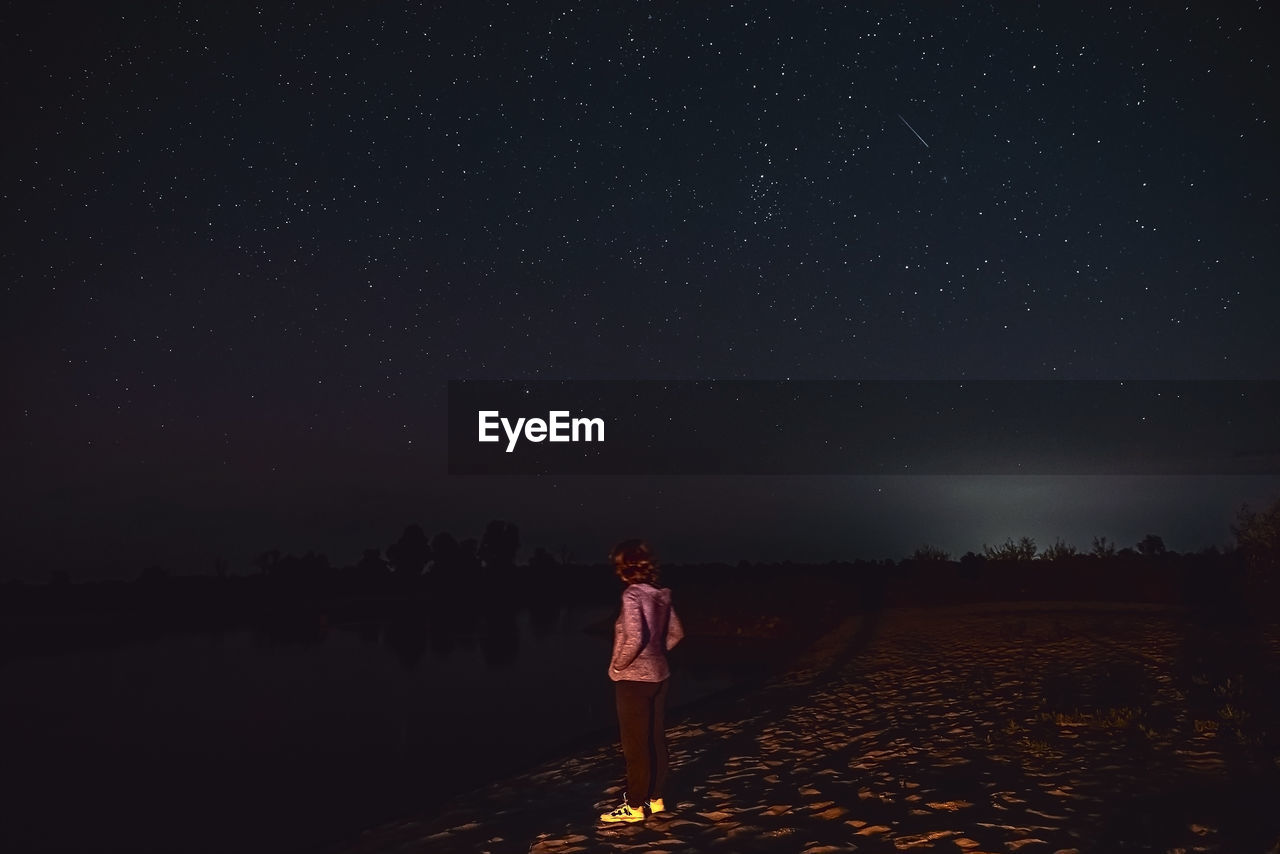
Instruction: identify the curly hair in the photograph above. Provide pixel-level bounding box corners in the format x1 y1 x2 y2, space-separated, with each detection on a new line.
610 538 659 585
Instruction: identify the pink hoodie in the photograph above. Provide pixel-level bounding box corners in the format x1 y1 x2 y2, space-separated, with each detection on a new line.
609 582 684 682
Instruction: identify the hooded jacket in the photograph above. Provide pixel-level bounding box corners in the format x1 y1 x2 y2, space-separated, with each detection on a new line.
609 582 684 682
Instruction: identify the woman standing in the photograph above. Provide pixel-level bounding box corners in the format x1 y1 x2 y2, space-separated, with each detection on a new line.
600 539 685 823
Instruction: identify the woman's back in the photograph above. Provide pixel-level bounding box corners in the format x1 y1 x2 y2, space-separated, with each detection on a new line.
610 582 684 682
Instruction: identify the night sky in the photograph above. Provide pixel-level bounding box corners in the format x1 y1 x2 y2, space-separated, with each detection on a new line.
5 2 1278 581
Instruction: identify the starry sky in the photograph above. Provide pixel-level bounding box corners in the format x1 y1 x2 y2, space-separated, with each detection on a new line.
4 2 1278 581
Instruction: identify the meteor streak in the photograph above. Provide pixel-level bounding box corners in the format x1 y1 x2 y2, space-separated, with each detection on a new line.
898 113 929 148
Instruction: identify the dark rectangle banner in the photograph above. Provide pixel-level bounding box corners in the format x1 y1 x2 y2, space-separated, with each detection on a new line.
446 380 1280 475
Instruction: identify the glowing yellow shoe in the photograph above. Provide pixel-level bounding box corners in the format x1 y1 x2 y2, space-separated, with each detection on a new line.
600 800 647 823
647 798 666 814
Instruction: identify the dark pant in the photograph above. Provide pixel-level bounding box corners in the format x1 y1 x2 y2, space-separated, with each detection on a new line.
614 679 670 808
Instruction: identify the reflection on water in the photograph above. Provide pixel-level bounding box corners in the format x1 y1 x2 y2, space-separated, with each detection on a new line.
0 601 752 854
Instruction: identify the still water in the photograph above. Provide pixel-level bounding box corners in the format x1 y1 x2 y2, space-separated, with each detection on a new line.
1 602 751 854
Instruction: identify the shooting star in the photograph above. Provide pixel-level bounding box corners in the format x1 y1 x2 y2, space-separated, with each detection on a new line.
897 113 929 149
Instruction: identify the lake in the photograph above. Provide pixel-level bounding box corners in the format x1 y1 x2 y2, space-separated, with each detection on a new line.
0 600 766 854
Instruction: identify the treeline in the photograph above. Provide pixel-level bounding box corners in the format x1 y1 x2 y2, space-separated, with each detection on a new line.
890 542 1245 609
3 499 1277 660
0 519 606 662
895 497 1280 614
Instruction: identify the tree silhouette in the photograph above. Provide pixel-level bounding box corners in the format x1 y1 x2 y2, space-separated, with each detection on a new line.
429 532 460 575
1232 499 1280 567
355 548 388 577
1090 536 1117 559
254 549 282 576
528 546 558 574
983 536 1036 561
910 545 950 562
1232 498 1280 607
386 524 432 575
1039 538 1079 561
1136 534 1167 558
457 538 481 573
478 519 520 570
272 551 330 584
959 551 985 580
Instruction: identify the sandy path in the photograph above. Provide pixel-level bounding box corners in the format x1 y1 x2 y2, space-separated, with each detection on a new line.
337 604 1279 854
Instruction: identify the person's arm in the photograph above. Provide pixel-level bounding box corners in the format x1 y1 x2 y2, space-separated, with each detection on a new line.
666 603 684 650
610 589 645 672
